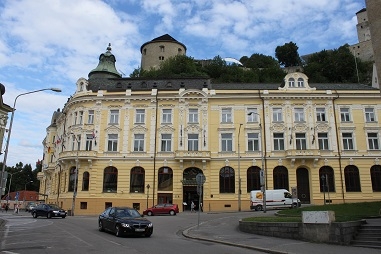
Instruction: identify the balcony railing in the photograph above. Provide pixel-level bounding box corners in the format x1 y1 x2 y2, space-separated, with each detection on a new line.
59 150 98 160
286 149 321 158
174 150 211 160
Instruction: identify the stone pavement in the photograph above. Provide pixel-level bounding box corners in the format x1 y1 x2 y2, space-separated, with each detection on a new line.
182 212 381 254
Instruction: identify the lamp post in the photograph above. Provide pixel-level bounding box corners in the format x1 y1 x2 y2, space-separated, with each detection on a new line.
0 88 62 196
238 124 243 212
321 174 326 205
146 184 150 209
6 171 20 205
23 180 33 210
248 111 266 213
70 133 80 216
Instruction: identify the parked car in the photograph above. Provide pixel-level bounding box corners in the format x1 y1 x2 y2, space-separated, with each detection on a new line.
143 203 179 216
98 207 153 237
31 204 67 218
25 202 37 212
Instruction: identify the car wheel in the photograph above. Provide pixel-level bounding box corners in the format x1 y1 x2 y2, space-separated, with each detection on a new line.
115 225 121 237
147 211 153 216
98 221 104 232
145 232 152 237
255 205 262 211
169 210 176 216
32 212 37 218
47 212 52 219
61 215 66 218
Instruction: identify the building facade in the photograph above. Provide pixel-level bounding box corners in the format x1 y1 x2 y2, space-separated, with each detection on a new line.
38 39 381 216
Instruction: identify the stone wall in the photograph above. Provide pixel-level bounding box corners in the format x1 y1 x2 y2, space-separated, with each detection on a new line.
239 220 365 245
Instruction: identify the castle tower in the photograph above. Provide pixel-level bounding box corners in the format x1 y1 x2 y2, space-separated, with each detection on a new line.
140 34 187 70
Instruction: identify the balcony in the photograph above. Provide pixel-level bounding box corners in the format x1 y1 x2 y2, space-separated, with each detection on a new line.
174 150 211 161
59 150 98 160
286 149 321 159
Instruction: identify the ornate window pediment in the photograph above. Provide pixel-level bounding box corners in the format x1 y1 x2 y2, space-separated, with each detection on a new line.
279 72 316 91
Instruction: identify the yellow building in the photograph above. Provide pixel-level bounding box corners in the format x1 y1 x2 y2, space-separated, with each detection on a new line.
38 41 381 216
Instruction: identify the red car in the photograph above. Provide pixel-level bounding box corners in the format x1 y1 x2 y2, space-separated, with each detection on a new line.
143 203 179 216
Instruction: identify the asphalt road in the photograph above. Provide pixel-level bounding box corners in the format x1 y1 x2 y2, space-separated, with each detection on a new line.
0 211 266 254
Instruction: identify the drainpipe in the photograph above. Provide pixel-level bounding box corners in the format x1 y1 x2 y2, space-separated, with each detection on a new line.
333 90 345 203
153 88 158 205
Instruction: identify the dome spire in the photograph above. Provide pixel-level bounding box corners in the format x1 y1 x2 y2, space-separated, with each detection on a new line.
88 43 122 79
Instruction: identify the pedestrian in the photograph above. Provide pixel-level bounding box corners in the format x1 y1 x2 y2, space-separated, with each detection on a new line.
191 201 195 213
14 203 19 214
5 204 9 213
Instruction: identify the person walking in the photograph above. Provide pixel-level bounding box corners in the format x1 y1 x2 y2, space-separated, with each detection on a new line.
5 204 9 213
191 201 195 213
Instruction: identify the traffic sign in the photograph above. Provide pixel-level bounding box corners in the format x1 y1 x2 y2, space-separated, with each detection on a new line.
196 173 206 185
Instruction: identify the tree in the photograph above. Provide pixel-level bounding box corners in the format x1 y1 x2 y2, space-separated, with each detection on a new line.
275 41 301 67
240 53 280 69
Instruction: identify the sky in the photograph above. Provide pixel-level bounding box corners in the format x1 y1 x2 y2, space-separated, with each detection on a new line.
0 0 366 168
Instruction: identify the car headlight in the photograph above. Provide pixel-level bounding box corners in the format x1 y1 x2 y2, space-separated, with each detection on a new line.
148 223 153 228
121 223 131 228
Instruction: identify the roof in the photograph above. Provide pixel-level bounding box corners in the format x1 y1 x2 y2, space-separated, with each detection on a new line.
140 34 187 53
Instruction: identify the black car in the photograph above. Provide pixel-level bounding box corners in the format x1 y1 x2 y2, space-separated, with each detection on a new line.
31 204 67 218
98 207 153 237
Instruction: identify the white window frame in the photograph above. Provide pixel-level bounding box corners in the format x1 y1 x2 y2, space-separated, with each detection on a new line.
134 134 144 152
86 134 93 151
340 108 351 122
79 111 83 125
273 108 283 122
294 108 305 122
247 108 258 122
273 133 284 151
295 133 307 150
318 133 329 150
107 134 118 152
297 78 304 87
88 110 94 124
188 133 199 151
316 108 326 122
135 109 145 124
368 132 379 150
248 133 259 151
342 132 354 150
221 108 232 123
161 134 172 152
162 109 172 124
221 133 233 152
188 109 198 123
365 108 375 122
110 110 119 124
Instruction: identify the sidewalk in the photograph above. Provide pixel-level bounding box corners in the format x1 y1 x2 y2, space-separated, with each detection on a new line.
182 213 381 254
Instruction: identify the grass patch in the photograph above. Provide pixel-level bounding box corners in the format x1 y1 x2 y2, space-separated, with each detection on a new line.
242 201 381 222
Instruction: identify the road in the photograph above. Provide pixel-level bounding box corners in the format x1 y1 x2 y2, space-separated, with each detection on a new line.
0 211 266 254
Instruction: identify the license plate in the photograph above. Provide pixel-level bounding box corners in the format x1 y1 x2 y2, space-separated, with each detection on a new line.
135 228 145 232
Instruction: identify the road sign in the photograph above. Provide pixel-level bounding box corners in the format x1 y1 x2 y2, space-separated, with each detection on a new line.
196 173 206 185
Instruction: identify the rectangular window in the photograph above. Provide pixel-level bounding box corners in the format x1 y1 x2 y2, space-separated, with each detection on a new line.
188 109 198 123
340 108 350 122
161 134 172 152
107 134 118 152
221 108 232 123
365 108 375 122
134 134 144 152
188 134 199 151
221 133 233 151
88 110 94 124
318 133 329 150
79 111 83 125
248 133 259 151
73 112 78 125
342 133 354 150
136 109 145 123
110 110 119 124
316 108 326 122
247 108 258 122
294 108 305 122
162 109 172 123
85 134 93 151
368 133 379 150
273 108 283 122
273 133 284 151
295 133 306 150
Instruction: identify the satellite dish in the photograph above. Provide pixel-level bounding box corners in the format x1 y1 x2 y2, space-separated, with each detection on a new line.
223 57 243 66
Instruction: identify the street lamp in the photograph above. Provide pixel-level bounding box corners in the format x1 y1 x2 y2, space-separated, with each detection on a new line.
238 124 243 212
248 111 266 213
6 171 20 205
146 184 150 209
70 133 80 216
23 180 33 205
0 88 62 196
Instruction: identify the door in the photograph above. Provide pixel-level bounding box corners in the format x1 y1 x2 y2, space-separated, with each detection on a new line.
296 168 310 204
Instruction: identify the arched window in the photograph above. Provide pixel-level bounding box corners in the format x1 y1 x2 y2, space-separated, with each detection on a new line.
288 78 295 87
344 165 361 192
247 166 261 192
103 166 118 193
297 78 304 87
158 167 173 191
273 166 289 190
82 171 89 191
219 166 235 193
130 167 145 193
370 165 381 191
319 166 335 192
68 167 77 192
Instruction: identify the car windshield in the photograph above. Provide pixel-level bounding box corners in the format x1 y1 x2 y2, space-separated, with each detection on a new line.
49 205 62 210
116 208 141 218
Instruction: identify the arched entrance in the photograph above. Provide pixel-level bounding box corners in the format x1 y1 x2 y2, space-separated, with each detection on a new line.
182 167 203 211
296 167 310 204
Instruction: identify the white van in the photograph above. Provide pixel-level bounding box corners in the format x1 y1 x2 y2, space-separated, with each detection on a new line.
250 189 301 211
